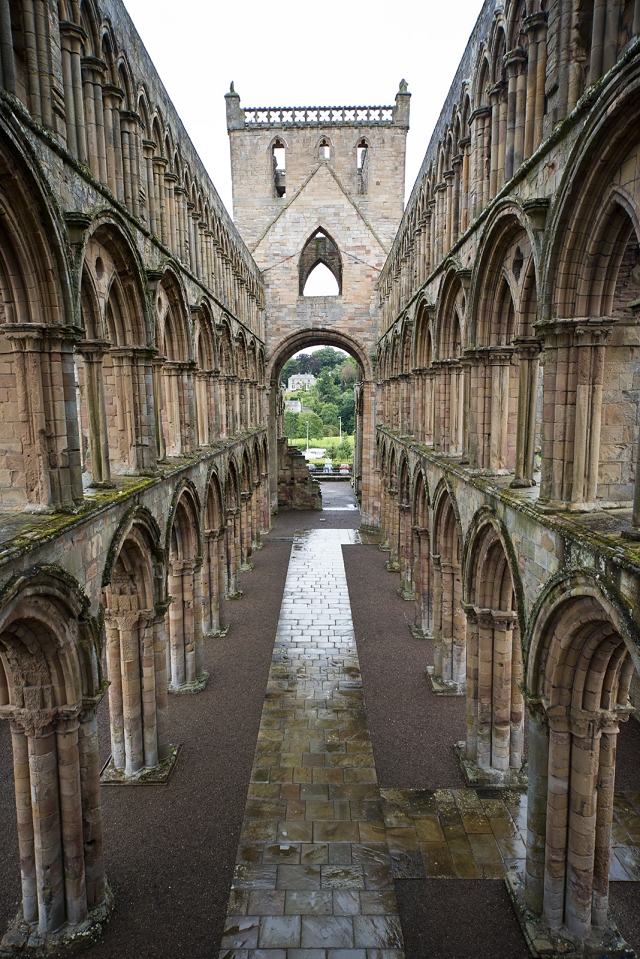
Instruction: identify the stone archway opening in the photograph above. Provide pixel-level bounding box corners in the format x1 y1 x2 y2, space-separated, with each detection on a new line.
266 330 374 523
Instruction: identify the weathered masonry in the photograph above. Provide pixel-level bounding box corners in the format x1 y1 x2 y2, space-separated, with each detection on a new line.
226 85 409 520
376 1 640 956
1 0 640 957
0 0 269 952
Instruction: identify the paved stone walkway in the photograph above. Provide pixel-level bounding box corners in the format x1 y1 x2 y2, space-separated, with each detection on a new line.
220 529 405 959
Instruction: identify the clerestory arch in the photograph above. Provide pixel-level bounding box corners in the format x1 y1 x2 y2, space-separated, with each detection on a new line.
298 227 343 296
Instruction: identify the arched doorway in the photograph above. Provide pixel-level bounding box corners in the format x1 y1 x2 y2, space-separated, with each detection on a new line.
266 329 375 525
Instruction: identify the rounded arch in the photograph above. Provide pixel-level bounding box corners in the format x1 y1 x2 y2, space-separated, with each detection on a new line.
463 507 525 629
165 479 202 559
102 506 163 590
266 328 371 383
526 570 640 695
0 565 95 707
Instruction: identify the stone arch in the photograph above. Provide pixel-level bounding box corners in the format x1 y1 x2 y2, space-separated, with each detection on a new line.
541 63 640 509
468 204 540 479
155 267 194 458
224 459 242 598
431 480 465 690
298 227 343 296
193 300 217 446
218 318 235 439
0 121 80 509
462 508 526 782
0 566 109 938
434 267 465 454
411 468 432 639
266 327 371 516
412 299 435 444
523 571 638 941
202 467 227 637
165 482 207 693
79 218 154 478
101 508 168 780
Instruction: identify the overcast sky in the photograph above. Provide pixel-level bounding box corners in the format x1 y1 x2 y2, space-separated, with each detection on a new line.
124 0 483 214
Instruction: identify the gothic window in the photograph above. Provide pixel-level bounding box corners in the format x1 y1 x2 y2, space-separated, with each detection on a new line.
272 139 286 198
318 138 330 159
299 228 342 296
356 138 369 195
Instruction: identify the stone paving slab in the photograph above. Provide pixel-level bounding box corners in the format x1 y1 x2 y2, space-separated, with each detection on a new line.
379 786 640 882
219 530 406 959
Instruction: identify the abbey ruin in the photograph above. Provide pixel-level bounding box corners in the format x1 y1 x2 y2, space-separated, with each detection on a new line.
0 0 639 957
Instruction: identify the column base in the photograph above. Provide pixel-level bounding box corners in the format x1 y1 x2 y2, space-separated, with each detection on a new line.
397 586 415 601
0 882 114 957
505 871 636 959
408 625 433 640
378 544 391 553
240 562 254 572
454 741 528 788
225 590 243 600
100 743 182 785
206 625 229 638
426 666 465 696
168 671 209 695
252 541 264 551
385 560 400 572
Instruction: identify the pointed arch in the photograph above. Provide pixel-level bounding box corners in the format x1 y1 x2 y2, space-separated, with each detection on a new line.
299 227 343 295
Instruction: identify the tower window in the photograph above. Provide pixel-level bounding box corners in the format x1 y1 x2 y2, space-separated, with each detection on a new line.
272 139 286 198
319 138 330 160
299 228 342 296
356 139 369 195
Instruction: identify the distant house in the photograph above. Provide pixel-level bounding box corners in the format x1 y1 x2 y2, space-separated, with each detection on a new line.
285 399 302 413
288 373 316 392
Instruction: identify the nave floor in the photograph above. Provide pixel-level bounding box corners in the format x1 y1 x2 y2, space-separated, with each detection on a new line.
0 485 638 958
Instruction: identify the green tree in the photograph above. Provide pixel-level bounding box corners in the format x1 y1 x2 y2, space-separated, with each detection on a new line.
296 352 313 374
339 357 358 390
296 410 324 440
320 402 339 427
316 371 341 404
280 358 299 386
284 410 299 438
339 392 355 433
309 347 346 376
336 437 353 463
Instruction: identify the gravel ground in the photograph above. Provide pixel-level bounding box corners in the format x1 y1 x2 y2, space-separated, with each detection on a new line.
0 485 638 958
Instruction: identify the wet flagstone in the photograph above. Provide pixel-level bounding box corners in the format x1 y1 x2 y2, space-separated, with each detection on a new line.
378 786 640 882
219 530 406 959
218 529 640 959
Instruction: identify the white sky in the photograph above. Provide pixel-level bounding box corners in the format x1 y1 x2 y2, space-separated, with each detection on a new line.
124 0 483 214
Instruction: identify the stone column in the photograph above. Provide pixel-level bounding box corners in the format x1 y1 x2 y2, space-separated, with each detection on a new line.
411 528 432 638
488 348 514 471
511 336 542 488
240 491 254 570
524 701 550 914
81 56 107 184
59 22 87 164
398 504 414 599
571 323 610 506
102 84 124 198
77 340 112 487
104 608 164 778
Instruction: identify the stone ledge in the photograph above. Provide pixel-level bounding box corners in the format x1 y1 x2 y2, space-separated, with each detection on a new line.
0 883 114 957
100 743 182 785
505 871 636 959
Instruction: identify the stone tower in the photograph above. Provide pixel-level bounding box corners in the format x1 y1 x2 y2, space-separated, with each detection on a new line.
225 83 410 522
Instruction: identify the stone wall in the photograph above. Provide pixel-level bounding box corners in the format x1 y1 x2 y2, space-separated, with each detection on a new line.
375 1 640 954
